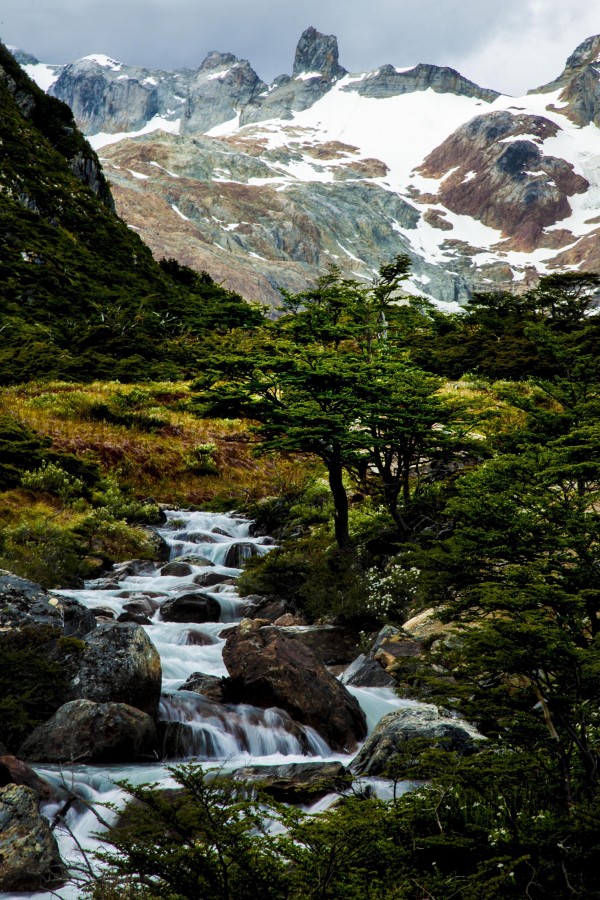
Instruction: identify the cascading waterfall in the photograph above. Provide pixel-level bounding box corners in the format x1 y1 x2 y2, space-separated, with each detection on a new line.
12 509 413 900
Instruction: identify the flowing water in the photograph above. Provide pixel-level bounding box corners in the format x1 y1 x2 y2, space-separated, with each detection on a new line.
7 510 420 900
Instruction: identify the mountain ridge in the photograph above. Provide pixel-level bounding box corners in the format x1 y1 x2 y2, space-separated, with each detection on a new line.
9 27 600 306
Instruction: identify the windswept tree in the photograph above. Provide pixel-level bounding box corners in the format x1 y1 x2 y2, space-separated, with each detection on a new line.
193 258 475 549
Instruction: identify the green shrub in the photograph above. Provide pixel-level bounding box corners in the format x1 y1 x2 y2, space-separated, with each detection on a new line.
184 442 219 475
21 461 85 504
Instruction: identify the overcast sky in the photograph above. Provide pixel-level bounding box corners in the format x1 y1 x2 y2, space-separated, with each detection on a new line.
1 0 598 96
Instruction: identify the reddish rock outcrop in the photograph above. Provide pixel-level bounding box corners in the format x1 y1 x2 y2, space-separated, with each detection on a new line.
223 620 367 752
417 110 589 251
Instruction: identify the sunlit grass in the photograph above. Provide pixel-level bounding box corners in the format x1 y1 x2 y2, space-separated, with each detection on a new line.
0 381 313 508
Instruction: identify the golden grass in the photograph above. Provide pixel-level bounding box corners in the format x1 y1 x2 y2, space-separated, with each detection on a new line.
0 381 313 508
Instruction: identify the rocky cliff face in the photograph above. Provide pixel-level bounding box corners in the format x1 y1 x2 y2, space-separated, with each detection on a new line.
15 28 600 307
531 34 600 127
0 44 113 208
342 62 499 102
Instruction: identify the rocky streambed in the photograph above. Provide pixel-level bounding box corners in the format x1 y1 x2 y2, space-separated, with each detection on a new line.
0 510 481 897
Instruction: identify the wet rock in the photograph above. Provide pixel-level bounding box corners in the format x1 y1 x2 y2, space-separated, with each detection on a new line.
0 571 96 638
231 761 350 803
0 784 66 892
117 612 153 625
111 559 158 578
160 592 221 624
86 578 121 591
19 700 157 764
54 595 97 637
172 554 215 567
223 542 260 567
70 622 162 717
243 594 293 622
193 571 234 588
351 706 484 777
340 654 396 688
173 530 218 544
160 561 194 577
273 625 358 665
273 613 307 626
92 606 116 619
180 629 218 646
143 529 170 562
0 756 56 802
178 673 227 702
223 620 367 752
211 526 233 537
123 598 159 617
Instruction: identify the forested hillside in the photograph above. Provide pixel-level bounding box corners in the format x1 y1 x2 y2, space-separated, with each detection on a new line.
0 41 262 384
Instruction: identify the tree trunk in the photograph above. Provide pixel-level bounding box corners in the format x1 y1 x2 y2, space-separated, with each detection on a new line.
327 451 352 551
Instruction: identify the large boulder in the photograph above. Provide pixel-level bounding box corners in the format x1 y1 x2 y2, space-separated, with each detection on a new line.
223 620 367 752
0 784 66 891
193 571 234 588
70 622 161 717
272 625 358 665
54 594 97 637
19 700 157 763
160 592 221 623
160 560 194 577
0 570 61 630
340 654 396 688
243 594 295 622
351 705 484 777
0 570 96 638
231 761 350 804
223 542 260 568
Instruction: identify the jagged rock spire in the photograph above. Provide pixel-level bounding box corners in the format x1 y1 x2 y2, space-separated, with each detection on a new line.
293 26 346 79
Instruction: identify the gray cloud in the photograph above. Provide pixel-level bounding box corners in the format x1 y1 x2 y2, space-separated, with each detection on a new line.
1 0 597 94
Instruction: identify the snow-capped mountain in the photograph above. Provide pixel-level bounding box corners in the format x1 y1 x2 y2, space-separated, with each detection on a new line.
12 28 600 307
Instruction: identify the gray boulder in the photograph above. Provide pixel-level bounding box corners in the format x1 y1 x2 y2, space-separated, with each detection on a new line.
351 705 484 777
70 622 162 717
340 654 396 688
160 561 194 577
193 571 234 588
0 570 95 637
0 784 66 892
0 570 63 631
19 700 157 763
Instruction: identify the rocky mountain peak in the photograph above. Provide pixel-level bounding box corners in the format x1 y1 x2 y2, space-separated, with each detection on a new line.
200 51 242 73
292 26 346 80
564 34 600 71
529 33 600 127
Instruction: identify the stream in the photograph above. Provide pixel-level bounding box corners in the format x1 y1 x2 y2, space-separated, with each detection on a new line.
8 509 420 900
